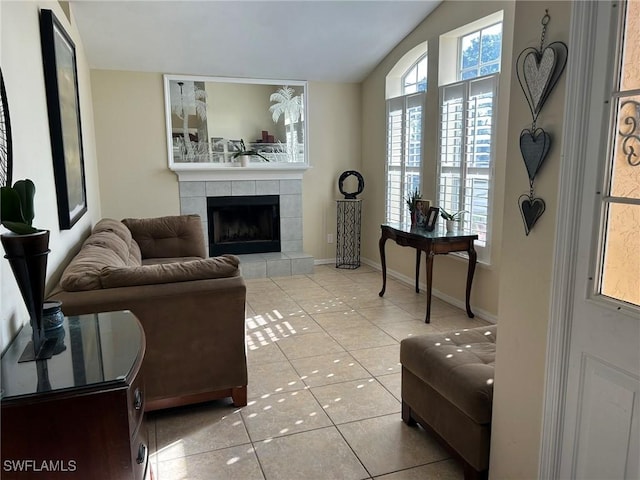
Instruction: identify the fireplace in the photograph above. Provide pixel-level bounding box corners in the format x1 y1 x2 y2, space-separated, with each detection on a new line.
207 195 280 256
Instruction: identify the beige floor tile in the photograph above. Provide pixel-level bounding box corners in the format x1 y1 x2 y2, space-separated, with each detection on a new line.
157 444 264 480
377 373 402 401
350 345 401 376
254 427 369 480
373 459 463 479
297 297 352 315
378 320 439 342
338 414 449 477
329 324 398 350
343 293 392 310
275 331 346 360
430 313 491 332
241 389 332 441
246 311 323 343
311 309 370 332
359 305 417 324
153 403 250 462
310 378 400 424
248 299 305 317
247 360 305 399
291 351 371 387
246 341 288 365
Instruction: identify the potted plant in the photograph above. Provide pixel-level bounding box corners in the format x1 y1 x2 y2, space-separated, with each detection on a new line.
1 179 52 360
231 139 270 166
440 208 466 233
405 189 422 225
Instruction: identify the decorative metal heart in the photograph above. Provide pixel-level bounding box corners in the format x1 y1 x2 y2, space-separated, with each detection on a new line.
516 42 568 120
524 48 556 113
518 194 546 236
519 128 552 182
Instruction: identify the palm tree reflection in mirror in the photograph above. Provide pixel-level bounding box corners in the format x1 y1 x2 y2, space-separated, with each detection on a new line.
170 81 208 162
269 86 303 163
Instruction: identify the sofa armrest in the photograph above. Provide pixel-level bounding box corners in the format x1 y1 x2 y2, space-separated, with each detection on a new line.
122 214 207 259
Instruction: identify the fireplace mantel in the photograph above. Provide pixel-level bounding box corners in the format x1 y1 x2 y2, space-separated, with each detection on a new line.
170 163 311 182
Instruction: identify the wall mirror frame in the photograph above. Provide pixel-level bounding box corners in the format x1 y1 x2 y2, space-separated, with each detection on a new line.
163 75 308 172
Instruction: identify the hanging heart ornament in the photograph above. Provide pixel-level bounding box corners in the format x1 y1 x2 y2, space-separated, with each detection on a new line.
519 128 552 182
516 41 568 119
518 194 546 236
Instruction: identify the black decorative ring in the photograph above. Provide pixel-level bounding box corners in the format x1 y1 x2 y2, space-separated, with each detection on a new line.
338 170 364 199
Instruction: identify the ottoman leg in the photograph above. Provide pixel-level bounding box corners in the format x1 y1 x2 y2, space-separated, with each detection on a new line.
401 401 417 426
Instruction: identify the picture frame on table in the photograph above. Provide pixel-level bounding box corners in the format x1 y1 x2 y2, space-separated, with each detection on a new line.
40 9 87 230
414 199 431 227
425 207 439 232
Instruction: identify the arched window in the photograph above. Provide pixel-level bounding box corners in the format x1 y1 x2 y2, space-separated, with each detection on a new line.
402 54 427 94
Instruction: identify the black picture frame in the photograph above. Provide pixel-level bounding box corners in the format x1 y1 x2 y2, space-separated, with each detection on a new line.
40 9 87 230
425 207 439 232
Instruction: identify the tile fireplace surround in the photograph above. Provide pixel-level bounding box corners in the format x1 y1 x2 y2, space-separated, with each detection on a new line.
178 178 314 278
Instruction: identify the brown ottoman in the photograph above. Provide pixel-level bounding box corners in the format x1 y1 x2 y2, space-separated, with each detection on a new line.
400 325 497 480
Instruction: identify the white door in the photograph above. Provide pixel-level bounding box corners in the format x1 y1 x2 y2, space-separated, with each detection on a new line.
542 2 640 479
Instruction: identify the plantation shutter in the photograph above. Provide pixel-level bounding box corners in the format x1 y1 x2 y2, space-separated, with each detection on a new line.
438 74 497 257
386 92 425 225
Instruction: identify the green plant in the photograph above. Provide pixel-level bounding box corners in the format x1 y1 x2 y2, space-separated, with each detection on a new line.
1 179 38 234
231 139 270 162
405 189 422 212
439 208 467 222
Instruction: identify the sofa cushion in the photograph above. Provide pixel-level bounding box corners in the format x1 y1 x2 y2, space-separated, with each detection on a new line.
400 326 497 424
122 215 206 259
92 218 142 265
99 255 240 288
60 232 132 291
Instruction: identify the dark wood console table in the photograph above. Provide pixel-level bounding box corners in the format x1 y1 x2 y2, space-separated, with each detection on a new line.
1 310 149 480
378 224 478 323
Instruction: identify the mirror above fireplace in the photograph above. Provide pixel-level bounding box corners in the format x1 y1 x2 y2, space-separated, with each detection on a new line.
163 75 308 173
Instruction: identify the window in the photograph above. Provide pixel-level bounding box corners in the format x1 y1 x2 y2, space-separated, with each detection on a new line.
403 54 428 94
385 52 427 225
386 93 425 224
438 20 502 263
597 0 639 307
459 23 503 80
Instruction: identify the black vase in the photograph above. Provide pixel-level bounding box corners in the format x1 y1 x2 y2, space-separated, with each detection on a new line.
1 230 54 361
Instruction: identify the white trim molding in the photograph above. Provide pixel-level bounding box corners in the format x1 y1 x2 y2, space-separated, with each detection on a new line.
539 2 598 477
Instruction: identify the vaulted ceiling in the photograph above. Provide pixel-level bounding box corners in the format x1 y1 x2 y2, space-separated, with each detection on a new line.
70 1 441 83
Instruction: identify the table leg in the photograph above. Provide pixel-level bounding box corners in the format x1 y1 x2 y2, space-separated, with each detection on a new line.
424 250 435 323
378 235 387 297
415 249 421 293
465 243 477 318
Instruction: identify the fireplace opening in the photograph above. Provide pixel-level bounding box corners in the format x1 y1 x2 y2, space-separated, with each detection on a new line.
207 195 280 256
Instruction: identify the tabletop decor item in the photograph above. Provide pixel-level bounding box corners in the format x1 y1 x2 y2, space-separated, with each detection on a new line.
440 208 466 233
338 170 364 199
405 189 422 225
515 10 567 235
1 179 54 362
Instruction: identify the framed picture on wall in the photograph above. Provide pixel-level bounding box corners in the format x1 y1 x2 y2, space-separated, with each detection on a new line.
40 9 87 229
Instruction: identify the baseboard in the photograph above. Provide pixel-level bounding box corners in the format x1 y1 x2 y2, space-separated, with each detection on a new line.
360 257 497 324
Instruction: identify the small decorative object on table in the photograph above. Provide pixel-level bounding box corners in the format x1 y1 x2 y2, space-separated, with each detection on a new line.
440 208 466 233
1 179 55 362
425 207 440 232
405 189 422 226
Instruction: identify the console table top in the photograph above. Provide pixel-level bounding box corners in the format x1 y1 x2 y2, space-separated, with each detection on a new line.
1 310 144 400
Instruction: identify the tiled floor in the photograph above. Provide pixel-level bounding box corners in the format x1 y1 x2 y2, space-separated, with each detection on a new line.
147 264 491 480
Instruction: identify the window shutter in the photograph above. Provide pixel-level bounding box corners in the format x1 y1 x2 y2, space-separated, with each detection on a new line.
438 74 497 258
386 92 425 225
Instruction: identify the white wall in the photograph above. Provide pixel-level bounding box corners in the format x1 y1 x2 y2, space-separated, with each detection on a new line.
0 1 102 352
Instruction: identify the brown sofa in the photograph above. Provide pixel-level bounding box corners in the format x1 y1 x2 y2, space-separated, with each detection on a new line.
48 215 248 411
400 325 497 480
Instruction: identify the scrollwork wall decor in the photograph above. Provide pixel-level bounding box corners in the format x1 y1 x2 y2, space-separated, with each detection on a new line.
515 10 567 235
